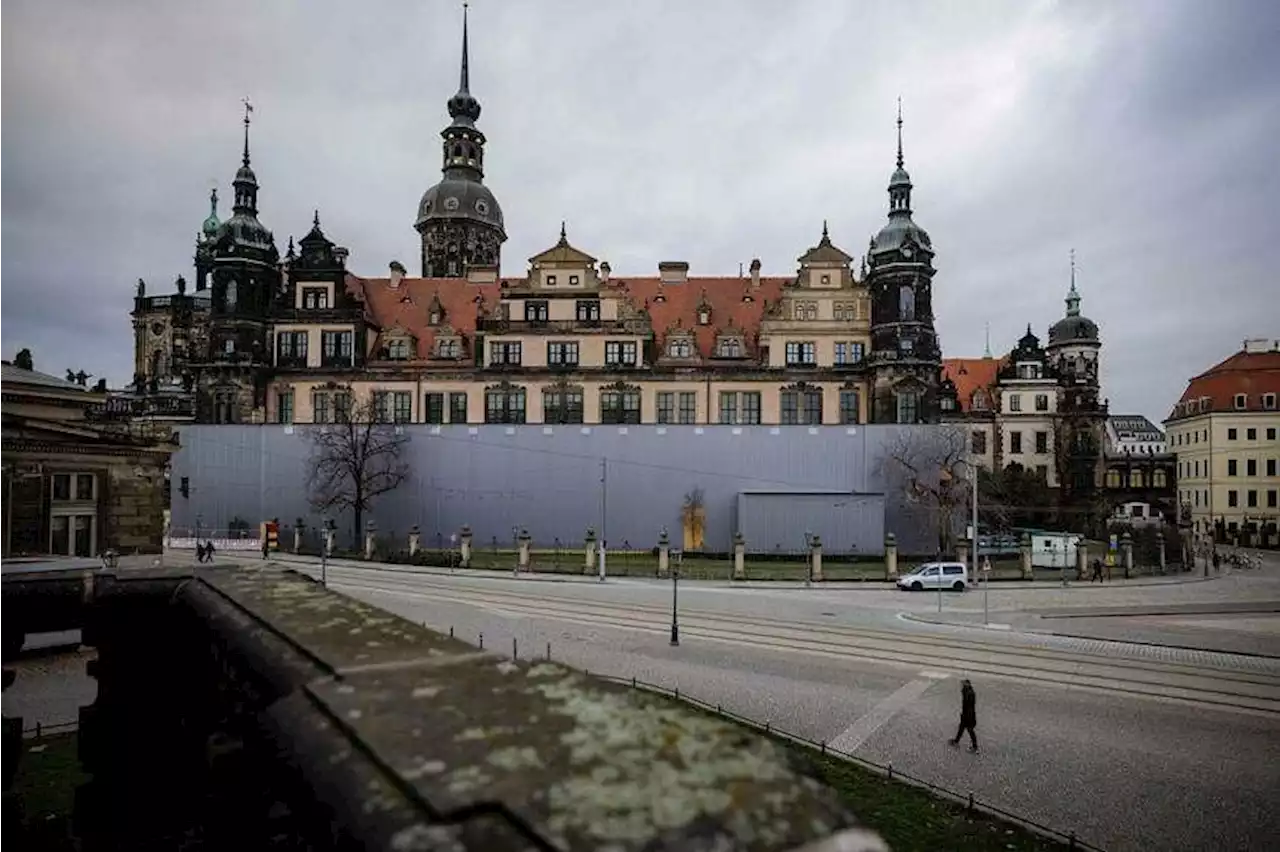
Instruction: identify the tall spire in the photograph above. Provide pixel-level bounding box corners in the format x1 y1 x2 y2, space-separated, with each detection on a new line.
447 3 482 127
242 97 253 167
1065 248 1081 317
896 97 904 170
984 322 992 359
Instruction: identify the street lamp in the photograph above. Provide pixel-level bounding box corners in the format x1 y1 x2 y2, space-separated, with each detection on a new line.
321 518 334 586
670 557 680 647
803 530 813 588
953 459 980 620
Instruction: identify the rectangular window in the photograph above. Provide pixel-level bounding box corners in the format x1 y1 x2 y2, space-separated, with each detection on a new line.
547 342 579 366
425 392 445 424
576 300 600 323
277 331 308 365
1268 490 1277 508
601 389 642 424
386 338 412 360
1009 394 1022 412
1267 459 1277 477
605 341 638 366
834 342 865 365
1035 394 1049 412
569 275 580 286
657 392 675 424
392 392 412 423
896 391 919 425
313 392 331 424
1035 431 1048 454
718 392 737 425
781 389 823 425
485 388 526 424
1268 428 1277 440
784 341 816 366
678 392 697 424
1011 431 1023 454
302 287 329 309
435 338 461 359
1247 490 1258 508
544 389 584 424
1228 428 1238 440
1228 459 1238 476
1228 490 1238 508
972 430 987 455
1248 428 1258 440
334 392 351 422
524 300 549 323
489 341 522 366
373 391 392 422
839 389 860 424
742 392 761 425
321 331 354 366
276 390 294 424
450 392 468 424
1265 393 1277 410
546 274 557 286
1247 459 1258 476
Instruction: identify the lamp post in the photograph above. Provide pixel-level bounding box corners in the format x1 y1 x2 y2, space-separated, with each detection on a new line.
194 513 203 562
803 530 813 588
321 518 333 586
953 460 980 618
670 561 680 647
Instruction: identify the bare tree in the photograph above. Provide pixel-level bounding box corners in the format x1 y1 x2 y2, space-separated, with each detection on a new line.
306 399 411 544
880 426 972 556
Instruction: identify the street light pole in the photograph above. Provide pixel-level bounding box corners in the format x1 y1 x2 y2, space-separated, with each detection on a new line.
670 564 680 646
321 518 330 587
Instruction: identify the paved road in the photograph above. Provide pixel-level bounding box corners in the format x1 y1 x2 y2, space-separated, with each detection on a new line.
246 553 1280 852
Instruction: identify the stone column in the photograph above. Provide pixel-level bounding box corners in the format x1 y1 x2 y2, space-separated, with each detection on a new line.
459 525 473 568
1158 535 1166 573
1076 540 1088 581
1121 532 1134 579
884 533 899 580
365 521 377 561
732 532 746 581
408 524 420 557
324 526 336 556
518 528 532 571
1019 533 1034 579
657 529 670 578
809 535 824 583
584 528 597 574
293 519 305 555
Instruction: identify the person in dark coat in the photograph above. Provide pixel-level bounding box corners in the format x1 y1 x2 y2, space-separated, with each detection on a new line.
950 679 979 752
1091 557 1104 583
196 541 207 563
205 540 216 563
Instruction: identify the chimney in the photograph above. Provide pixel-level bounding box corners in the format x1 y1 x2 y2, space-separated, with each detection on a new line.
749 258 761 288
600 261 611 283
334 247 349 268
658 261 689 285
1242 338 1279 354
389 261 407 290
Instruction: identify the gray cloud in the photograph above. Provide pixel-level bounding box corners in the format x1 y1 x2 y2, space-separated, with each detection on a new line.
3 0 1277 423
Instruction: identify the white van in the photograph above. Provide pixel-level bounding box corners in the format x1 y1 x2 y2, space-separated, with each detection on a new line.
896 561 970 592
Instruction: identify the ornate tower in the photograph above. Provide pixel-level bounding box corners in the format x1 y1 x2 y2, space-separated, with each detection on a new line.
1047 250 1107 528
866 102 942 423
414 5 506 277
196 103 280 423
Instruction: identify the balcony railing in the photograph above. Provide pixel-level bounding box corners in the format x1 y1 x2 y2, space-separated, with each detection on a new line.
86 394 196 421
276 355 308 369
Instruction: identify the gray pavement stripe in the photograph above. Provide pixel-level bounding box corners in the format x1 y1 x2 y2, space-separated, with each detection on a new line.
827 675 943 754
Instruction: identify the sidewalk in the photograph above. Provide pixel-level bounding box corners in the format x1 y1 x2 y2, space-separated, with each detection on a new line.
182 547 1224 593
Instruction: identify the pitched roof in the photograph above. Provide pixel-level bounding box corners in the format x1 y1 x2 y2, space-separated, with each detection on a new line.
1167 344 1280 421
942 357 1003 411
617 276 789 360
1 363 88 393
346 275 501 362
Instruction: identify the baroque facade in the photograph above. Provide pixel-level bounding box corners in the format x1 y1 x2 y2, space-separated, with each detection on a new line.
128 12 944 428
938 264 1116 527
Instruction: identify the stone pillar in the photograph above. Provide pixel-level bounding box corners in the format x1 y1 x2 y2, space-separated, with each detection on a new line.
459 525 473 568
518 529 531 571
293 519 305 555
732 532 746 581
584 528 597 574
1019 533 1034 579
324 526 336 556
658 529 670 578
956 541 969 567
1158 535 1166 574
408 524 420 557
1076 540 1088 581
365 521 377 561
884 533 899 580
809 535 824 582
1121 532 1134 579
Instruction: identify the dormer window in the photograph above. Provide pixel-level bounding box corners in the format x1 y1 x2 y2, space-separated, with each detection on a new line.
223 338 235 354
546 274 558 286
1264 393 1277 410
820 274 830 286
1018 363 1042 380
715 337 743 359
387 339 412 360
435 337 461 360
667 338 693 359
569 275 580 286
302 287 328 309
429 309 442 326
1234 393 1247 410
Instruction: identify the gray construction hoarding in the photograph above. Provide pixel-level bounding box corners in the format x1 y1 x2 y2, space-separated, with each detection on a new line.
168 423 957 556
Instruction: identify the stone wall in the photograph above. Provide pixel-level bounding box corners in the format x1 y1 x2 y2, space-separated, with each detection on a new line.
103 457 168 553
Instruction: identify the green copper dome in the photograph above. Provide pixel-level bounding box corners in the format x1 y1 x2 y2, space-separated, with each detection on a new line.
201 187 221 237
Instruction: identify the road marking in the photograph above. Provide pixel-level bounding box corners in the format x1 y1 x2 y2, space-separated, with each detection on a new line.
919 670 951 679
828 675 944 754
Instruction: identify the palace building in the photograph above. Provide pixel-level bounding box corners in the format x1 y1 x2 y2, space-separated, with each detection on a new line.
128 11 945 428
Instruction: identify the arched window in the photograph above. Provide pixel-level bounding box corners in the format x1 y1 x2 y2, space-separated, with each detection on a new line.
667 338 692 358
1106 469 1122 488
452 143 463 158
899 285 915 321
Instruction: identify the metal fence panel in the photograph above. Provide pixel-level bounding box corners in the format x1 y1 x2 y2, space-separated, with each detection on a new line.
735 492 885 555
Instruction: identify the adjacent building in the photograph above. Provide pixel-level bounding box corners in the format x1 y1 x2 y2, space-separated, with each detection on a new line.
1102 414 1177 526
1165 338 1280 548
1 354 175 557
130 11 945 429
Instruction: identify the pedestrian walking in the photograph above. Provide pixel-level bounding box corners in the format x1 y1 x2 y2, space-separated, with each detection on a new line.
1091 557 1104 583
196 541 207 563
204 540 216 563
262 536 270 560
949 679 979 752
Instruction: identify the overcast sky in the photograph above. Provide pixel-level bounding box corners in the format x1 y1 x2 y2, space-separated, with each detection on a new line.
3 0 1277 423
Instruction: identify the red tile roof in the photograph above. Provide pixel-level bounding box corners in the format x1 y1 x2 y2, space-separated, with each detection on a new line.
344 273 796 363
942 357 1004 412
1167 345 1280 421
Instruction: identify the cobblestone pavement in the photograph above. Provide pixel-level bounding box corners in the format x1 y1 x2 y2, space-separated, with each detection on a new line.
3 640 95 731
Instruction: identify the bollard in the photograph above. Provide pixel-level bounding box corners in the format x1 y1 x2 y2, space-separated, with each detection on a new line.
479 632 484 650
546 642 551 661
765 721 771 734
821 741 827 755
513 637 518 660
888 763 894 780
967 792 974 812
449 626 454 638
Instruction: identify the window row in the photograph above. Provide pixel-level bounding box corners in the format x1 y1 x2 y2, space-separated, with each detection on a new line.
1225 489 1279 509
275 331 355 366
1006 393 1051 413
273 387 865 425
489 340 640 367
1226 458 1279 478
1007 430 1051 455
1104 469 1169 489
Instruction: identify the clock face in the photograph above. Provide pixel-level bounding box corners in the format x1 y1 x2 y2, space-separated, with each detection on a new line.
901 246 914 259
443 197 460 211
